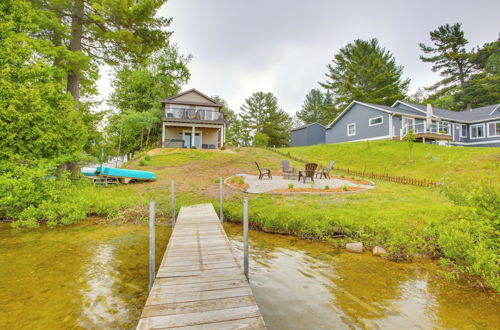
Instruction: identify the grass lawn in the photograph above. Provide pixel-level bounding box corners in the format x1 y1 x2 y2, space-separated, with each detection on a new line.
281 141 500 185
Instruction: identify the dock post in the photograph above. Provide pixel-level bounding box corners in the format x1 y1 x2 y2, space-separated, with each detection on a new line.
171 179 175 228
149 201 155 291
243 197 249 281
219 176 224 223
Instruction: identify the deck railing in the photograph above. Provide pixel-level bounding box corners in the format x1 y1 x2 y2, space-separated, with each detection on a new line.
165 108 223 121
400 122 451 139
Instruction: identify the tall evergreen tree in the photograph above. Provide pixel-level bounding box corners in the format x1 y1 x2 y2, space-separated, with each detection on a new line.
31 0 172 108
419 23 475 94
454 38 500 108
239 92 291 147
296 89 334 125
320 39 409 110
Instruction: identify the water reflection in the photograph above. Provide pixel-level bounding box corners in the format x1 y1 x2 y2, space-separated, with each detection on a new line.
224 223 500 330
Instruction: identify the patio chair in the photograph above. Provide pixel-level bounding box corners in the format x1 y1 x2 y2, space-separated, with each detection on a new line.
298 163 318 183
255 161 272 180
281 160 296 179
316 161 335 179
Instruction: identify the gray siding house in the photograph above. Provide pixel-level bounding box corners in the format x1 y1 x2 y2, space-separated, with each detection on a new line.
291 100 500 147
290 123 326 147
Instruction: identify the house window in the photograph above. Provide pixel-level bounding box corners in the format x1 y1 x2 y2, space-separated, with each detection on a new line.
470 124 485 139
369 116 383 126
460 124 467 138
487 121 500 137
347 123 356 136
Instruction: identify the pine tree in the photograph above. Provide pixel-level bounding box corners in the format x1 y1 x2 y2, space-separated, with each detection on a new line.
320 39 409 110
31 0 172 108
296 89 334 125
419 23 475 94
239 92 291 147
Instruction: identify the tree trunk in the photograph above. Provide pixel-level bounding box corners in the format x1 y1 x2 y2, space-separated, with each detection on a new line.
67 0 84 109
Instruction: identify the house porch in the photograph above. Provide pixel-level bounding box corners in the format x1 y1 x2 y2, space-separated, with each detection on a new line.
162 123 225 149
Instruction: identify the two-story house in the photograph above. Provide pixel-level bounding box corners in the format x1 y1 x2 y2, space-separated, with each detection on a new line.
161 89 226 149
290 100 500 147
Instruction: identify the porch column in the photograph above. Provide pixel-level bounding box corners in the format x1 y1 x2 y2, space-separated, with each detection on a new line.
222 124 225 146
161 123 165 148
191 125 195 148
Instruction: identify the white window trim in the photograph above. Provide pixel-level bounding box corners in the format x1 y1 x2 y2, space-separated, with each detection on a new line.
487 121 500 137
369 116 383 126
347 123 356 136
470 123 485 139
459 124 467 138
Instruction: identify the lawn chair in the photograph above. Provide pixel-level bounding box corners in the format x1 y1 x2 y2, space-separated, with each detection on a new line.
281 160 296 179
316 161 335 179
255 161 272 180
298 163 318 183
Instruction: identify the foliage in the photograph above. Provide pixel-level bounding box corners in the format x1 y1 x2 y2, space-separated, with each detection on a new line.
438 183 500 291
320 38 410 110
30 0 173 106
404 129 417 160
419 24 499 110
0 160 86 228
0 0 87 162
288 183 294 189
106 45 191 155
296 89 335 125
419 23 474 93
253 132 270 147
240 92 292 147
211 95 246 146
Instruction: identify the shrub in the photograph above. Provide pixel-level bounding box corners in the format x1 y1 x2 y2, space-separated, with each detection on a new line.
288 183 294 189
253 132 270 147
138 159 147 166
342 185 349 191
144 155 151 161
238 177 245 185
214 178 220 183
324 185 330 190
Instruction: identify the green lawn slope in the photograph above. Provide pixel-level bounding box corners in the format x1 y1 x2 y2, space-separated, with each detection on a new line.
281 141 500 185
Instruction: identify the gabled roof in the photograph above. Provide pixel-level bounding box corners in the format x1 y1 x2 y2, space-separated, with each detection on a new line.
161 88 224 107
396 101 500 123
326 100 500 130
290 122 325 132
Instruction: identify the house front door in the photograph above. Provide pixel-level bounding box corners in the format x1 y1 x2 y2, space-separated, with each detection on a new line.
183 132 201 148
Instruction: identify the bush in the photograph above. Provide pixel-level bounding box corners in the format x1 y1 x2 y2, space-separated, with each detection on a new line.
139 159 147 166
253 132 270 147
0 160 90 228
342 185 349 191
324 185 330 190
288 183 294 189
438 183 500 291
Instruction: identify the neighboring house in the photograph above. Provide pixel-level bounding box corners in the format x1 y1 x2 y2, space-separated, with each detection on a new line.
290 100 500 147
290 123 326 147
161 89 226 149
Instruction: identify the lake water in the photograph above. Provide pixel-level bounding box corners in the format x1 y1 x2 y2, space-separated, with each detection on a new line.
0 220 498 329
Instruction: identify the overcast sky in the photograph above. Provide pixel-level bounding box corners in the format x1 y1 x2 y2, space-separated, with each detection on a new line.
97 0 499 115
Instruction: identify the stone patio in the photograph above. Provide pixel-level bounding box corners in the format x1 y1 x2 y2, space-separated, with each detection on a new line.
234 173 375 194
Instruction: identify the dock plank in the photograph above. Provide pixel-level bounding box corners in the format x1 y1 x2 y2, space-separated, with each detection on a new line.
137 203 266 329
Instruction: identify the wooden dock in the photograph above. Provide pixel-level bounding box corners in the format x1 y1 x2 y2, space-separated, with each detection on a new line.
137 203 266 329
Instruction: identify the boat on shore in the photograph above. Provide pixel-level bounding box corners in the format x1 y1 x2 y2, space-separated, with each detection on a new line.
82 167 157 184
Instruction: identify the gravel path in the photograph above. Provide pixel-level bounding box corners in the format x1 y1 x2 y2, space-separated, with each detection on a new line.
236 174 374 194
